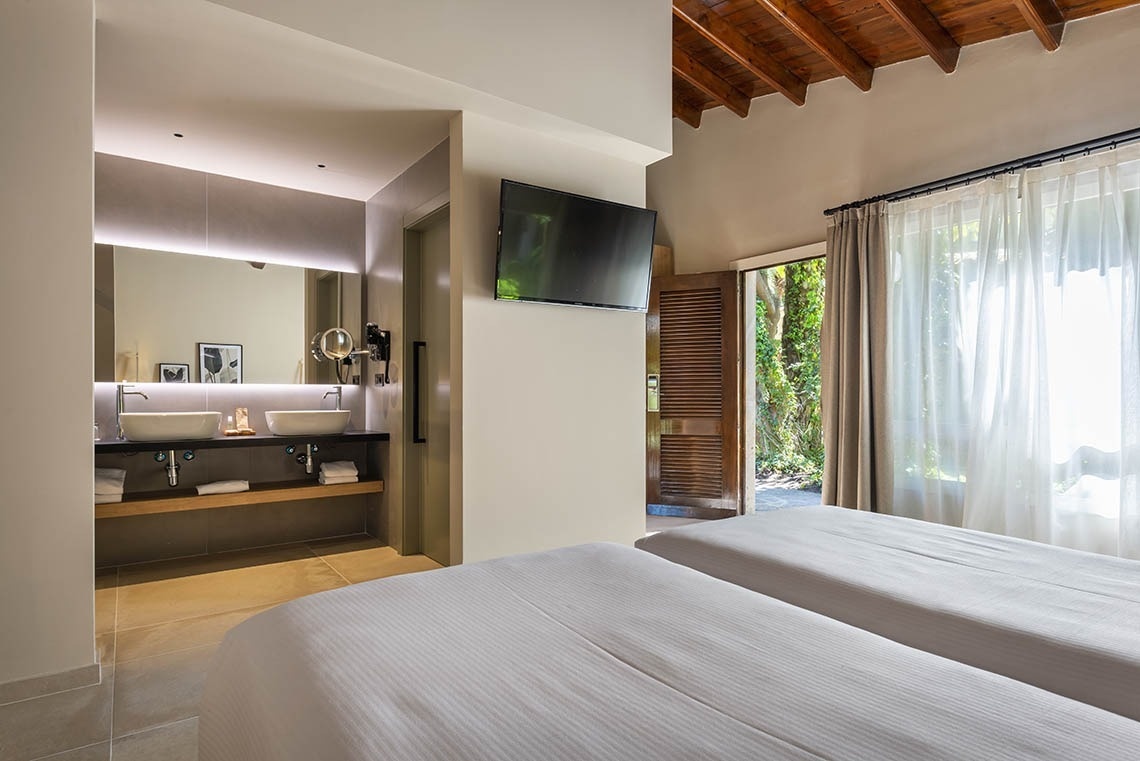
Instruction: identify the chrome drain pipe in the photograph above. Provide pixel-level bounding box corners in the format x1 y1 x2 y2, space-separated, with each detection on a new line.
286 444 319 474
153 450 195 487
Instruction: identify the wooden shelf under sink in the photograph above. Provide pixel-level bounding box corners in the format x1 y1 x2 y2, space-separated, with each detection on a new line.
94 479 384 519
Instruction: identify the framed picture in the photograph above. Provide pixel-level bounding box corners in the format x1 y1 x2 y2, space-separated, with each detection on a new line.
159 363 190 383
198 343 243 384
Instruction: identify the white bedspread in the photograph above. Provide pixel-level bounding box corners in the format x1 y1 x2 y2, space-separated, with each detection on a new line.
636 506 1140 721
200 543 1140 761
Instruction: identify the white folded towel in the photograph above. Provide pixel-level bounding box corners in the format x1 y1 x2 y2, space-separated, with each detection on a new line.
95 468 127 496
319 473 359 486
95 494 123 504
196 480 250 496
319 460 358 478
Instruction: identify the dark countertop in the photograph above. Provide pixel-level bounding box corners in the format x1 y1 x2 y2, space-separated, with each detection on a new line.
95 430 389 454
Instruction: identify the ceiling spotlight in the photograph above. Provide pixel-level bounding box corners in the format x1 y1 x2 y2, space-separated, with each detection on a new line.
316 163 326 169
173 132 184 138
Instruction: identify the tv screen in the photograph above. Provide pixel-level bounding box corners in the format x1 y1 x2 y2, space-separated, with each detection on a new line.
495 180 657 312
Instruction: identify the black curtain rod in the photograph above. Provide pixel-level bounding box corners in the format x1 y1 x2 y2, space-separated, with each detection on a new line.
823 126 1140 217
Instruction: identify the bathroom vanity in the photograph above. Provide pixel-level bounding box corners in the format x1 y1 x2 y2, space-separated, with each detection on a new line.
93 417 390 567
93 431 388 520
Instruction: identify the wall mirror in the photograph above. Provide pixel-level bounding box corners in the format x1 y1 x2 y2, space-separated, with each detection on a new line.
94 245 363 384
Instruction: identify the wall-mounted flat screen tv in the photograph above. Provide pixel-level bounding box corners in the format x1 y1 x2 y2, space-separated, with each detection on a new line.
495 180 657 312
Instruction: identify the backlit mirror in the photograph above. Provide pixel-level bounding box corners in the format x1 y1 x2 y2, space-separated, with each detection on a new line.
94 245 363 384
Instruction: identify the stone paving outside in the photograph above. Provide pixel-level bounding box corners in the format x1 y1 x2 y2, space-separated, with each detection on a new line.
754 474 822 511
645 475 821 535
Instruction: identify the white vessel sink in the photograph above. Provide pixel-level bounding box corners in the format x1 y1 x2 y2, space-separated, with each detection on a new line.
264 410 351 436
119 412 221 442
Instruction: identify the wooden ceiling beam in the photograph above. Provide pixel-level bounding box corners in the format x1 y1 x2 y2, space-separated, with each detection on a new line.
672 2 807 106
876 0 960 74
672 46 751 119
673 97 703 129
1013 0 1065 51
752 0 873 92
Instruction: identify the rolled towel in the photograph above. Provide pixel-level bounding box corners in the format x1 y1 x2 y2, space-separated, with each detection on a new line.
196 480 250 496
95 494 123 504
319 460 358 478
95 468 127 496
319 473 358 486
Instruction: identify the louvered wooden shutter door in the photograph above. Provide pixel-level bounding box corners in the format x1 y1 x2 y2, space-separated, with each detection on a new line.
647 271 741 517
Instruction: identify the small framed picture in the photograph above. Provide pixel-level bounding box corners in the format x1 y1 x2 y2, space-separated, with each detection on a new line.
198 343 243 384
159 363 190 383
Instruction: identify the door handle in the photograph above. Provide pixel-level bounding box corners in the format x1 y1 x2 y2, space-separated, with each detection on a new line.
412 341 427 443
647 374 660 412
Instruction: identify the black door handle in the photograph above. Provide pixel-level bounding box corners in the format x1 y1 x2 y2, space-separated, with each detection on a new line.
413 341 426 443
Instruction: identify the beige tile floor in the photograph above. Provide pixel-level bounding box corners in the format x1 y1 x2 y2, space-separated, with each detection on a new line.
0 536 441 761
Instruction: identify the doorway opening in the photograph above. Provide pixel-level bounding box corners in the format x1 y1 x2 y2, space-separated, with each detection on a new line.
743 258 825 512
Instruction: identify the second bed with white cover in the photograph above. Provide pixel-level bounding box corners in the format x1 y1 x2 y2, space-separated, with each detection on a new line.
636 505 1140 721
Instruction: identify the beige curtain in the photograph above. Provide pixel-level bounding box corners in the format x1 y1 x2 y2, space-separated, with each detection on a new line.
821 202 892 511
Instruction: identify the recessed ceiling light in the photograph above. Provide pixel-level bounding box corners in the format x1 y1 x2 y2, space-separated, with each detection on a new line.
173 132 184 138
316 163 326 169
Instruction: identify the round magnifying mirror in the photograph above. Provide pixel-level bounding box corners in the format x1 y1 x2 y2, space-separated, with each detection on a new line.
317 328 355 361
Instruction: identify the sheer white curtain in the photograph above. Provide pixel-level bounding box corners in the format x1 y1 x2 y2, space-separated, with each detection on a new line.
888 145 1140 558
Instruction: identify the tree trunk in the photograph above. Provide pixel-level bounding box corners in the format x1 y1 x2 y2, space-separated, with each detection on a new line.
755 268 783 342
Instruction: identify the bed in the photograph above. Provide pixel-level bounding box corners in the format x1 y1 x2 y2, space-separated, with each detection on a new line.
199 542 1140 761
636 505 1140 721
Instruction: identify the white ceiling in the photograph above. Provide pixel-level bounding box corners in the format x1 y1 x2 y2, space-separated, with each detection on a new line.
94 0 454 200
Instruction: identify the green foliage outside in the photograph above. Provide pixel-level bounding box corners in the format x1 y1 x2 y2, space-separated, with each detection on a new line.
755 259 825 484
893 220 977 485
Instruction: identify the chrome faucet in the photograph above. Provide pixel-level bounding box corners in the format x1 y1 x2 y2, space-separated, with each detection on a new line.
323 385 343 411
116 383 149 440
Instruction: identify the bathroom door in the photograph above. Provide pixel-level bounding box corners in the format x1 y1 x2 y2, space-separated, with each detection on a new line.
405 207 451 566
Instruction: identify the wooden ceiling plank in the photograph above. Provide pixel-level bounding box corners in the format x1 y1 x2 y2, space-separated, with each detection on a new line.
752 0 874 91
673 97 703 129
876 0 960 73
672 3 808 106
672 45 752 118
1013 0 1065 50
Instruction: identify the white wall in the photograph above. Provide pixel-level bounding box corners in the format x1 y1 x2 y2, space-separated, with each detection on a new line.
209 0 672 159
0 0 95 685
113 247 306 383
648 5 1140 273
451 113 648 564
